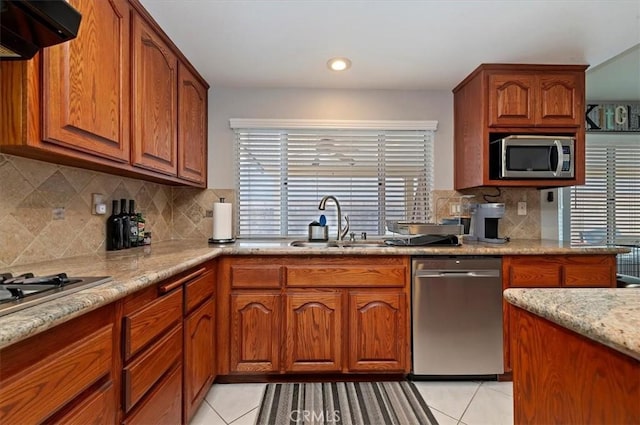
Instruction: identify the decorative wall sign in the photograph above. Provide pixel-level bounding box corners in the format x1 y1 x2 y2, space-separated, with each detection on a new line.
586 102 640 132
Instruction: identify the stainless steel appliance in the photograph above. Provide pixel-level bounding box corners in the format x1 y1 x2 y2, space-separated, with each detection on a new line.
490 135 574 179
411 257 503 377
467 203 507 244
0 272 111 316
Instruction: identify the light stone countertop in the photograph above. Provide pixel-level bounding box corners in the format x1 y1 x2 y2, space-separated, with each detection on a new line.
0 238 628 349
504 288 640 361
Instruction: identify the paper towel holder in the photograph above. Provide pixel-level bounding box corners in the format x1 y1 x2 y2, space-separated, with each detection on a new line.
209 197 236 244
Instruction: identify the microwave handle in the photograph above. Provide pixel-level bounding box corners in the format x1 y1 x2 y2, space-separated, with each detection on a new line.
552 140 563 176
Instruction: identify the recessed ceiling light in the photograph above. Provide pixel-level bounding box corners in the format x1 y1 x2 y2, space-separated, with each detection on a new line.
327 57 352 72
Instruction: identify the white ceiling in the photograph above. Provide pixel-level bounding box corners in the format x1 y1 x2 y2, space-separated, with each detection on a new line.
140 0 640 92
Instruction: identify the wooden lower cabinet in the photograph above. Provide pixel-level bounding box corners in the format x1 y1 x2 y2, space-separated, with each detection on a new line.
220 255 410 376
51 382 116 425
184 298 216 423
511 306 639 424
503 254 617 373
348 291 406 372
284 291 343 372
123 363 183 425
230 292 281 373
0 305 117 425
121 262 216 423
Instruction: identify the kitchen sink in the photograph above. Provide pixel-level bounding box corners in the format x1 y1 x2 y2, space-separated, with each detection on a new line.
289 240 388 248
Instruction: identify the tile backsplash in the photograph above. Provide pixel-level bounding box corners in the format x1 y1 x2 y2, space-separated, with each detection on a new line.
1 153 540 268
432 188 541 240
0 154 231 268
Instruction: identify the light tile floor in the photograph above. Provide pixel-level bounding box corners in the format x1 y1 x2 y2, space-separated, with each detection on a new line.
190 381 513 425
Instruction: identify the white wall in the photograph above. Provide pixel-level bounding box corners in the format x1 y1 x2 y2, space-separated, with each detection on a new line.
207 88 454 189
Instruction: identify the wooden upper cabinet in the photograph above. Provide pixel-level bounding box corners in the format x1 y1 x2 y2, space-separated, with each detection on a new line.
537 74 582 126
178 62 208 186
131 13 178 176
488 74 535 127
453 63 587 190
41 0 130 162
488 72 582 128
0 0 208 187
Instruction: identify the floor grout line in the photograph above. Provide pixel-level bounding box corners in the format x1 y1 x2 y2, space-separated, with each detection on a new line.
457 382 482 423
228 407 259 425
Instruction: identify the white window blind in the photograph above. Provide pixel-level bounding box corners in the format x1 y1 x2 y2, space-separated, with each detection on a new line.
231 120 436 238
569 137 640 245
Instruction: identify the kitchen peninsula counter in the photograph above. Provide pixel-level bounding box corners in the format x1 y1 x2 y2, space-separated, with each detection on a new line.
0 239 627 349
504 288 640 360
505 287 640 424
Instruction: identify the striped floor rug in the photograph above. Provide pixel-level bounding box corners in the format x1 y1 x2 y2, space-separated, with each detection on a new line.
256 381 438 425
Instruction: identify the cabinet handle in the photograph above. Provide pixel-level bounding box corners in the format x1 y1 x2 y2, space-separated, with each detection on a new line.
159 267 207 294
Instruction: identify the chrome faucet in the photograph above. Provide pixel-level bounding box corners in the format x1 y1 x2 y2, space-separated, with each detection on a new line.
318 195 350 241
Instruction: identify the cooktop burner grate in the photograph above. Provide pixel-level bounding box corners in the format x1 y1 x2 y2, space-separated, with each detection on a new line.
0 273 112 317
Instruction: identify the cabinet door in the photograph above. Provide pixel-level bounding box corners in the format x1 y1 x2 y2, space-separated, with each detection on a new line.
284 291 342 372
536 74 582 127
131 13 178 176
488 74 536 127
230 293 281 372
178 62 208 185
42 0 130 162
348 291 406 371
184 298 215 423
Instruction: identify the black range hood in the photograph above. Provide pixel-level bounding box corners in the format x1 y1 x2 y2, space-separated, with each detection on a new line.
0 0 82 60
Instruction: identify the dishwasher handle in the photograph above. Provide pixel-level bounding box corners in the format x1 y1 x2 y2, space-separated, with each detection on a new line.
415 270 500 278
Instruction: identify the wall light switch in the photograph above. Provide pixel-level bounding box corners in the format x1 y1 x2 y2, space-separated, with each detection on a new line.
517 201 527 216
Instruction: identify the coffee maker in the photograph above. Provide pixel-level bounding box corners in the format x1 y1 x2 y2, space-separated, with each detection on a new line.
467 203 507 244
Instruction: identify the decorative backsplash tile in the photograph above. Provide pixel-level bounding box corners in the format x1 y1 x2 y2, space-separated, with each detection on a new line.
432 188 541 239
1 153 541 268
172 187 236 240
0 153 237 268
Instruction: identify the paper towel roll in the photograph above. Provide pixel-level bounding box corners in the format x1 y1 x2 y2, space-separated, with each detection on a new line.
212 202 233 240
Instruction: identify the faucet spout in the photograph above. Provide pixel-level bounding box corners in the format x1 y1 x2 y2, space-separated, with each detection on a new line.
318 195 349 241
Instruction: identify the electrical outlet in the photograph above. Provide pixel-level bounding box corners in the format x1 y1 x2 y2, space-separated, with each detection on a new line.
92 193 106 215
517 202 527 216
52 207 65 220
449 204 461 215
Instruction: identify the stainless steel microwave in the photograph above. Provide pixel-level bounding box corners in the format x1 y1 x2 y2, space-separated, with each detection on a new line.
489 135 575 179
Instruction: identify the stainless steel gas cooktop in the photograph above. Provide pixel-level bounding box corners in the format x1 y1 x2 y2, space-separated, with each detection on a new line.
0 272 112 317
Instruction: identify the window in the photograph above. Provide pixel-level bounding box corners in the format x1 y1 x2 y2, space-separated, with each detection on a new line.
567 135 640 246
231 119 437 238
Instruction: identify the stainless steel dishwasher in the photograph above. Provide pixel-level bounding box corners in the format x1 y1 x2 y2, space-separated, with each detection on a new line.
411 256 503 378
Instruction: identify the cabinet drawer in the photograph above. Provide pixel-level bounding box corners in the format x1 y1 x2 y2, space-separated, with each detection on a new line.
287 265 406 287
185 269 214 313
509 264 561 287
0 325 113 425
51 382 115 425
123 288 183 359
564 263 615 287
123 362 182 425
123 324 182 412
506 255 616 288
231 265 282 288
